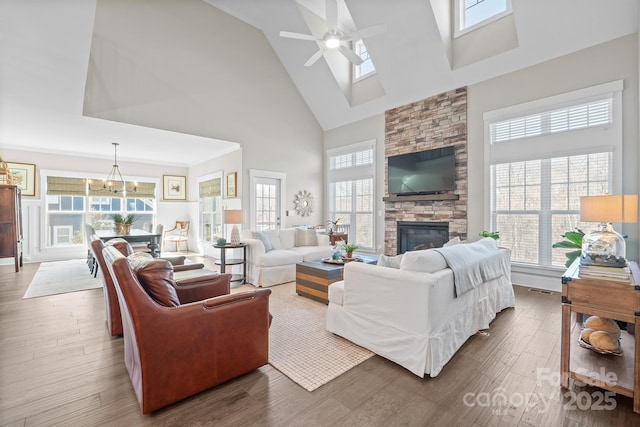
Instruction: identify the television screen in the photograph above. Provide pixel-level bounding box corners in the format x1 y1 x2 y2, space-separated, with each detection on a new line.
388 147 455 195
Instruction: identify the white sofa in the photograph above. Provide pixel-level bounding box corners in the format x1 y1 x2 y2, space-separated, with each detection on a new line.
240 228 331 287
326 238 515 378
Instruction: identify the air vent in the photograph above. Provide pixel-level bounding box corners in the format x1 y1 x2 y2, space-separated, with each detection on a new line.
528 288 554 295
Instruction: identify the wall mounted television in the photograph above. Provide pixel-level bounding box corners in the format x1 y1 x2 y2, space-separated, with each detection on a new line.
387 146 455 195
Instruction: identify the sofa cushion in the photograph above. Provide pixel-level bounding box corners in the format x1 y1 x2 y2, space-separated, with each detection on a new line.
292 245 333 261
263 229 282 249
252 231 274 252
127 256 180 307
295 228 318 247
377 253 404 269
256 249 303 267
279 228 296 249
399 249 447 273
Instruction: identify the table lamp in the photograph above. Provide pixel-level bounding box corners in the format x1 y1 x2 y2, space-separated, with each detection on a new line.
224 209 243 246
580 195 638 267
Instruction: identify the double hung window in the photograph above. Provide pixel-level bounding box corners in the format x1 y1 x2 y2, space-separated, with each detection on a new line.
327 141 375 250
485 81 622 269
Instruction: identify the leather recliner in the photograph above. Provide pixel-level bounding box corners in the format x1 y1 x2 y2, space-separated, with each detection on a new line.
91 237 231 336
102 245 271 414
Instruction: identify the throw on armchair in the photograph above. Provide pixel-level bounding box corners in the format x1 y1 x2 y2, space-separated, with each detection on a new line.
91 237 230 336
102 245 272 414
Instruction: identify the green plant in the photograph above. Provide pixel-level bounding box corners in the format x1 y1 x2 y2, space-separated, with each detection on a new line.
552 228 584 267
479 230 500 240
113 213 136 224
341 243 359 254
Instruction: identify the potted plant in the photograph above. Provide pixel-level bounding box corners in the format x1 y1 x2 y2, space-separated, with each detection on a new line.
341 242 359 259
479 230 500 240
326 218 341 235
552 228 584 267
113 213 136 235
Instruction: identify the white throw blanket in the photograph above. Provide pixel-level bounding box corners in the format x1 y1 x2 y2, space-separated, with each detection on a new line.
434 238 504 297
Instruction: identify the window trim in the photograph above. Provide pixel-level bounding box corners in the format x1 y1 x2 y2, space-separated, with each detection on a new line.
454 0 513 38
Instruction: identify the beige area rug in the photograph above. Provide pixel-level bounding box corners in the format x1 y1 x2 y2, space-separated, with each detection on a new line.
23 259 103 299
262 282 374 391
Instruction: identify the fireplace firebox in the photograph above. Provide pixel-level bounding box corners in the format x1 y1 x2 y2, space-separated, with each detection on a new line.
397 221 449 254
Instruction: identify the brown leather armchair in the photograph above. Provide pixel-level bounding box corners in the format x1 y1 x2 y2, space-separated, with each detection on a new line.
92 237 231 336
102 245 272 414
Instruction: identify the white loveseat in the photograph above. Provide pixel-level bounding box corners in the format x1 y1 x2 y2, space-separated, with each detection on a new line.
240 228 331 287
326 238 515 377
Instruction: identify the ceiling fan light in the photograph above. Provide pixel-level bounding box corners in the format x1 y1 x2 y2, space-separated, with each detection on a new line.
324 35 340 49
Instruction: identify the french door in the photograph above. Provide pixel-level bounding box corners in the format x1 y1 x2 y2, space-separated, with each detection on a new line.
250 170 286 231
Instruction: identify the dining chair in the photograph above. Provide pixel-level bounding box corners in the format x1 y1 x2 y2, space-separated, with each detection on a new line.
163 221 190 252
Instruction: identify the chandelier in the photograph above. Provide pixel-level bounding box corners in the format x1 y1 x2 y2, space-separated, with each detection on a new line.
88 143 137 194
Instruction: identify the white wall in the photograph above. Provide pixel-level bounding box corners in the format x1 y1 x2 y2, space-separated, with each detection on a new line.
85 0 325 229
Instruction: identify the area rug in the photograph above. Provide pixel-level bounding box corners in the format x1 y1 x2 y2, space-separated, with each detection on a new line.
262 282 374 391
23 259 103 299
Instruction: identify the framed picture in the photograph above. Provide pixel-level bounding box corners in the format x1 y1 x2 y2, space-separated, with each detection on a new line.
226 172 237 198
7 162 36 196
162 175 186 200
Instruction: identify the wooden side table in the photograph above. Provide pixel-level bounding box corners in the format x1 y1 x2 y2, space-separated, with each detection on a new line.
328 232 347 246
561 258 640 413
214 243 247 287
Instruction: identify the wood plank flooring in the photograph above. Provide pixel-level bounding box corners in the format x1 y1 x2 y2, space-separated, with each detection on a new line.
2 259 640 426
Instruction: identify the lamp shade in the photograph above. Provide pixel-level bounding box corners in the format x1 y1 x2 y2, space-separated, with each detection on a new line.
224 209 243 246
580 195 638 223
223 209 243 224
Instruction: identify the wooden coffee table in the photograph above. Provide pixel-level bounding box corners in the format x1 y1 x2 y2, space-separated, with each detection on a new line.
295 256 377 304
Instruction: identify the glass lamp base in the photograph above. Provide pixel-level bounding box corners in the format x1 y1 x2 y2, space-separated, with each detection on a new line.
580 223 627 267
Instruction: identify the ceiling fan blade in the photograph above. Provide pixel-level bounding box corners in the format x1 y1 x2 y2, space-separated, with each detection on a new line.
343 24 387 41
338 46 363 65
304 49 325 67
326 0 338 31
280 31 319 41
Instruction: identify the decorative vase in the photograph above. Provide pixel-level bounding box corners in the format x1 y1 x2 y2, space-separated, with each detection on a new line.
345 251 353 259
114 223 123 234
120 224 131 235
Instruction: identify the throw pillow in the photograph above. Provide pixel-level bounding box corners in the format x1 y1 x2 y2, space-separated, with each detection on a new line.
128 257 180 307
399 249 448 273
295 228 318 247
263 229 282 249
279 228 296 249
252 231 274 252
443 236 461 247
377 253 404 269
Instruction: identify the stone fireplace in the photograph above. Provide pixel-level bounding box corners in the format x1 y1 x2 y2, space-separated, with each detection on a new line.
384 87 468 255
397 221 448 254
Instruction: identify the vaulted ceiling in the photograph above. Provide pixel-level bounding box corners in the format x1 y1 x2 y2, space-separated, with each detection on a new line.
0 0 637 166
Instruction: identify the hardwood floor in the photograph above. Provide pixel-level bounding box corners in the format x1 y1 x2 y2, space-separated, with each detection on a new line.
2 260 639 426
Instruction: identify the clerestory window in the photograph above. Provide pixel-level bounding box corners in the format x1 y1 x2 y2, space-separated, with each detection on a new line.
456 0 511 36
353 40 375 81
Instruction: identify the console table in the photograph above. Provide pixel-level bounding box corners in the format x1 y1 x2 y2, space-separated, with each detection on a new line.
214 243 247 287
561 258 640 413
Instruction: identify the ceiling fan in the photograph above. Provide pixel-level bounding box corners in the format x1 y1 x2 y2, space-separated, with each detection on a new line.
279 0 386 67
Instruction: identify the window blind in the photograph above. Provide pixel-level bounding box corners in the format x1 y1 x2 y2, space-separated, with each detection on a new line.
199 178 221 198
47 176 86 196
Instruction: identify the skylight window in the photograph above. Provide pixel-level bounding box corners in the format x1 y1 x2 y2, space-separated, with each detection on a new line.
457 0 511 35
353 40 375 81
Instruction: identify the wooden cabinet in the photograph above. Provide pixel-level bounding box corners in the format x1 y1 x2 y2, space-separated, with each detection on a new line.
561 258 640 413
0 185 23 272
